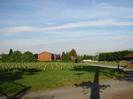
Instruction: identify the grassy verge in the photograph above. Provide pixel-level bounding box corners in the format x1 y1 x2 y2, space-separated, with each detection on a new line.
86 61 128 67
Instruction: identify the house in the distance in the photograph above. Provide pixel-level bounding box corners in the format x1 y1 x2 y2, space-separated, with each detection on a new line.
125 53 133 69
37 51 60 61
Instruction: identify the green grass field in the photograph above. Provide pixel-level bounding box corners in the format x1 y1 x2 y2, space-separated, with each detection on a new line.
0 62 125 97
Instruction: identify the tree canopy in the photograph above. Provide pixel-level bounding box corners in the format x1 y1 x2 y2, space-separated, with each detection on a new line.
69 49 77 58
99 50 133 61
1 49 36 62
9 51 22 62
22 51 36 62
61 49 78 62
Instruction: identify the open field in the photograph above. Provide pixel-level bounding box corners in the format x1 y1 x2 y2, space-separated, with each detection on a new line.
0 62 126 98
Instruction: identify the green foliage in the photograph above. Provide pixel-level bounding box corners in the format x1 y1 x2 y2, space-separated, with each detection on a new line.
66 52 71 61
1 49 36 62
69 49 77 58
83 54 93 59
1 54 9 62
61 52 66 61
77 55 84 62
22 51 36 62
61 49 78 62
9 51 22 62
8 49 13 56
61 52 71 62
99 50 133 61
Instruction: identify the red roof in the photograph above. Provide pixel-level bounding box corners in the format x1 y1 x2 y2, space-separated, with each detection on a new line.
38 51 52 55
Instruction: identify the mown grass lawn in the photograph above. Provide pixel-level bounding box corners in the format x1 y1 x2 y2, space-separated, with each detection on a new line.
16 70 94 90
0 62 125 97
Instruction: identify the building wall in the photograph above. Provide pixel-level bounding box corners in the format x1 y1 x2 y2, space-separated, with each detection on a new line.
128 63 133 69
128 60 133 69
38 52 52 61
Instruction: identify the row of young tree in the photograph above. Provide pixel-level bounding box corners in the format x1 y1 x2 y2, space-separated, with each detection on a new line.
61 49 78 62
98 50 133 61
1 49 36 62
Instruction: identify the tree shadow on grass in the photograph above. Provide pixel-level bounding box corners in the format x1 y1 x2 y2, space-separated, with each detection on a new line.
0 82 31 99
0 67 42 99
72 65 121 99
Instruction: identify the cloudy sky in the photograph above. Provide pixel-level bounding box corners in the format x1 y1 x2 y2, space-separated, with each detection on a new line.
0 0 133 55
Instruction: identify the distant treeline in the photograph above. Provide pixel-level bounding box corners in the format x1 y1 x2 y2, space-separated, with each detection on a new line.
1 49 79 63
1 49 36 62
98 50 133 61
1 49 132 63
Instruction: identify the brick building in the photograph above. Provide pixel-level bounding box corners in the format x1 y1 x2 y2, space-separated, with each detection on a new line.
125 53 133 69
37 51 60 61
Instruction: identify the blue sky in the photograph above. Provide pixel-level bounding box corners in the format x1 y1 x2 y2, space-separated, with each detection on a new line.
0 0 133 55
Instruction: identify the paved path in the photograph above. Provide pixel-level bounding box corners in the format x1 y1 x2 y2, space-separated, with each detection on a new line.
21 79 133 99
85 63 133 71
84 63 119 69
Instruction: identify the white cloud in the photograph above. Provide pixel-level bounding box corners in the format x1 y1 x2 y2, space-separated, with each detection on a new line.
0 26 35 34
0 19 133 34
44 19 133 30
